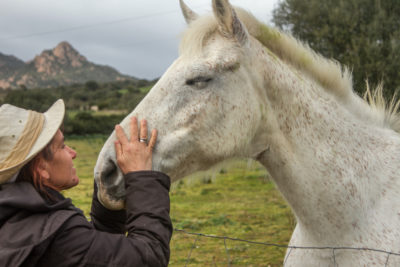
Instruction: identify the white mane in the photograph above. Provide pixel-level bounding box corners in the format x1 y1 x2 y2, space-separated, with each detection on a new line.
180 7 400 133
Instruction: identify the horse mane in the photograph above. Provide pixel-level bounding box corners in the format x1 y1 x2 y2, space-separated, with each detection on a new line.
180 7 400 133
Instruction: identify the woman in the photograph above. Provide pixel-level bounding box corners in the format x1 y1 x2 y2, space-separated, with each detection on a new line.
0 99 172 266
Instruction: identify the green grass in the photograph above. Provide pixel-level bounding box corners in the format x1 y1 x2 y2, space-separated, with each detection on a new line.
64 136 295 266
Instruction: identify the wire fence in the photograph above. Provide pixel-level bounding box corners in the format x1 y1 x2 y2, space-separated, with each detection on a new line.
173 228 400 266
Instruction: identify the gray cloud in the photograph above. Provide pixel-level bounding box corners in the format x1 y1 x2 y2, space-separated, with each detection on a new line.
0 0 278 79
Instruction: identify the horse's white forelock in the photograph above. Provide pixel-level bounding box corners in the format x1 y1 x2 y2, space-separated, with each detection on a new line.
179 14 218 56
180 7 400 133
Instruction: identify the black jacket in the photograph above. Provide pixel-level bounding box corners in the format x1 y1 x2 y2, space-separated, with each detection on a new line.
0 171 172 267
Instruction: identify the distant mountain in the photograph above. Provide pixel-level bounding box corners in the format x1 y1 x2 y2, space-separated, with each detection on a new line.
0 42 136 89
0 53 25 77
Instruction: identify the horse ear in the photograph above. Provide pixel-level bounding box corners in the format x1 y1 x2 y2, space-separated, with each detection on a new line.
180 0 198 24
212 0 248 46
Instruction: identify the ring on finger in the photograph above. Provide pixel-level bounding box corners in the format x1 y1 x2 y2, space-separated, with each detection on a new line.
139 138 147 143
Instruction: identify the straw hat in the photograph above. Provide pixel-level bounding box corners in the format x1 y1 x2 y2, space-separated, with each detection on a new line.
0 99 65 184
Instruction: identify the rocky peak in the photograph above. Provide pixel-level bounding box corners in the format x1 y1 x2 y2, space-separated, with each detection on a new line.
31 41 88 75
53 41 87 66
0 42 133 89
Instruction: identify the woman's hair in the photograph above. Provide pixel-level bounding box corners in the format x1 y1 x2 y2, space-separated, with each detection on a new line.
16 139 56 201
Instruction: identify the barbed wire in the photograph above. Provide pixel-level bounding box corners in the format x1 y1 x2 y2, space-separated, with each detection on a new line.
173 228 400 266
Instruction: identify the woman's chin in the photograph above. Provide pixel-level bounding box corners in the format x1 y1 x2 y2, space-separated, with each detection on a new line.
65 176 79 190
72 176 79 186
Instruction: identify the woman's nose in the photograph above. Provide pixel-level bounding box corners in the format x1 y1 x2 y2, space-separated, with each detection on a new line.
66 146 77 159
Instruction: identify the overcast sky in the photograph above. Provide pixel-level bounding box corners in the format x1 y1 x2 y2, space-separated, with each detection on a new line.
0 0 279 80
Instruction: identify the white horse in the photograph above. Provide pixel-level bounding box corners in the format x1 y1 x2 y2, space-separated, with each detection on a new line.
94 0 400 265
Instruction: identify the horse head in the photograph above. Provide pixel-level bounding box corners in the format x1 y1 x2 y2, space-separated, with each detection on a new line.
94 0 270 210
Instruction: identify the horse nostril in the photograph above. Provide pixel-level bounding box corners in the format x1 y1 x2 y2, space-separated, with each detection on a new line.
99 158 126 202
102 159 118 186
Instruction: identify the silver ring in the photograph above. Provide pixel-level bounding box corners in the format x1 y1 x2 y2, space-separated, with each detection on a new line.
139 138 147 143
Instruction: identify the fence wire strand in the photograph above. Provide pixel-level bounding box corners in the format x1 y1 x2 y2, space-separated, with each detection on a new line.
283 247 293 266
333 248 337 267
224 237 231 267
185 235 199 267
174 228 400 266
385 253 391 267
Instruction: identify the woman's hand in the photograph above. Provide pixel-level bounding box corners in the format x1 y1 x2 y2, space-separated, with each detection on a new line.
114 117 157 174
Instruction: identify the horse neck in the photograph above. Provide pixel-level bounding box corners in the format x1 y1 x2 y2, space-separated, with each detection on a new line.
251 44 400 241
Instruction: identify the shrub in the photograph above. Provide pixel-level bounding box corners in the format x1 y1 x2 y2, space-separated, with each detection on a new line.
64 112 126 135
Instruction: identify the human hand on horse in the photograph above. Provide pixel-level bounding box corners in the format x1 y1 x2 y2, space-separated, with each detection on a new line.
114 117 157 174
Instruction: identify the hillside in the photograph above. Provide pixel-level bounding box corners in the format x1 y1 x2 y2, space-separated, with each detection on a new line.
0 53 25 76
0 42 135 89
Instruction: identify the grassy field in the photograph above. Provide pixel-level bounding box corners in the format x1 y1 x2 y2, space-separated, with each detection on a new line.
64 136 296 266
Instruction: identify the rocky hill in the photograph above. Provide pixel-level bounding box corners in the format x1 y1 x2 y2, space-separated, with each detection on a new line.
0 42 135 89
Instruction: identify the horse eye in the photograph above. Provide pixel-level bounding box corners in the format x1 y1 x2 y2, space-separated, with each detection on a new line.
186 76 213 88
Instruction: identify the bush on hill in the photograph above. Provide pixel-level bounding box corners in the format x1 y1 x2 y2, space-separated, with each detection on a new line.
64 112 126 135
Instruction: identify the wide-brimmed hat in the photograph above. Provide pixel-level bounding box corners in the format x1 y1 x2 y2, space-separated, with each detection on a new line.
0 99 65 184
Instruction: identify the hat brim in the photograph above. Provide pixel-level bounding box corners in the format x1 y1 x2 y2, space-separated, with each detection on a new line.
0 99 65 181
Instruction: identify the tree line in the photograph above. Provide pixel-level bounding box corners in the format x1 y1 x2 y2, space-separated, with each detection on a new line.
273 0 400 98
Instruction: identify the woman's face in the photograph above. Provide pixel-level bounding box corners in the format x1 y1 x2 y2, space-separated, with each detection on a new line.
43 130 79 191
